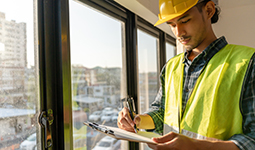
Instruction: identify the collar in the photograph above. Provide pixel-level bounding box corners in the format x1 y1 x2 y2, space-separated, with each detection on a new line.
183 36 228 63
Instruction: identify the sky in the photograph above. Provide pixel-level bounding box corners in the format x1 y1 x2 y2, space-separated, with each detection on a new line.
69 0 123 68
0 0 123 68
69 1 159 72
0 0 34 67
0 0 168 72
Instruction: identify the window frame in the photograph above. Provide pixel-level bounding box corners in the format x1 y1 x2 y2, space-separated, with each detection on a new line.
38 0 176 149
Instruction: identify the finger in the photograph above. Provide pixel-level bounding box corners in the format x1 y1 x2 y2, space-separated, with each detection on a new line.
117 108 135 131
147 143 167 150
152 132 178 143
134 115 141 127
147 143 157 149
117 121 134 132
122 107 135 126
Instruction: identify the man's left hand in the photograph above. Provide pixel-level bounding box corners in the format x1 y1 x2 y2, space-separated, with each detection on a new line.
148 132 198 150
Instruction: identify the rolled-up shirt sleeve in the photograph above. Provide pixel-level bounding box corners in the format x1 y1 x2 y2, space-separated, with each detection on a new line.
229 55 255 150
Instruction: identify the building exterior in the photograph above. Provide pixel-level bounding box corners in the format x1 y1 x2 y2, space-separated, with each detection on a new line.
72 65 122 111
0 12 36 145
139 72 158 112
0 108 35 134
0 12 26 67
0 12 27 107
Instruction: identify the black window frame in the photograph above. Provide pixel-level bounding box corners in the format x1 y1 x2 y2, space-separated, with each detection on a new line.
38 0 176 149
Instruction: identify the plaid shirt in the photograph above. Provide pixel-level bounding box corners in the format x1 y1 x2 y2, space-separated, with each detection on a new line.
147 36 255 150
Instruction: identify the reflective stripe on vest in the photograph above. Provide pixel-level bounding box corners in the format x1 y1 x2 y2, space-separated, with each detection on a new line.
164 44 255 140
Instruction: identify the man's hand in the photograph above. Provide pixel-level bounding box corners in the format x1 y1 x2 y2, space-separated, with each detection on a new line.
118 107 155 132
148 132 198 150
117 107 139 133
147 132 240 150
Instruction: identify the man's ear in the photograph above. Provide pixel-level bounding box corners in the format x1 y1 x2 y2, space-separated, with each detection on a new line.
204 1 216 20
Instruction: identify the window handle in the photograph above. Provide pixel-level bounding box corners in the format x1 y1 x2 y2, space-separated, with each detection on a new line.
39 109 54 148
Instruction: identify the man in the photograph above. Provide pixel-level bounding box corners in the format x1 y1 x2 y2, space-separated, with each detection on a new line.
118 0 255 149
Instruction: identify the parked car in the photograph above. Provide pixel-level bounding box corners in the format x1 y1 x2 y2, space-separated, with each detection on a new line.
19 133 37 150
102 107 113 114
111 112 119 122
92 136 120 150
89 111 102 122
101 111 113 122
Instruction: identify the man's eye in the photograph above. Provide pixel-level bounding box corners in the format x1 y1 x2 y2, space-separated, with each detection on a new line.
170 24 176 28
182 19 190 24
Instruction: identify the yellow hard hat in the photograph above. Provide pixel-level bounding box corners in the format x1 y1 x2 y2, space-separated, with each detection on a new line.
154 0 199 26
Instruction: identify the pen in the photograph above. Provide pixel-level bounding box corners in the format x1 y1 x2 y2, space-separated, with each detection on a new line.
126 97 138 133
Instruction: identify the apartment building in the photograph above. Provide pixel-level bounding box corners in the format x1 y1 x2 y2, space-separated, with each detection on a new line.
0 12 35 145
0 12 27 106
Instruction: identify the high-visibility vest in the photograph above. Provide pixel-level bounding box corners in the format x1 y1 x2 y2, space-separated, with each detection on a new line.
164 44 255 141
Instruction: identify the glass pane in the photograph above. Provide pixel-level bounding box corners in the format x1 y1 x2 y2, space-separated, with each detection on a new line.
166 42 175 62
138 29 158 150
69 1 127 150
0 0 40 150
138 29 158 113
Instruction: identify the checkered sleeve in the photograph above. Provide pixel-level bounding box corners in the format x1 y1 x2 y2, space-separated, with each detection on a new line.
146 66 166 135
229 54 255 150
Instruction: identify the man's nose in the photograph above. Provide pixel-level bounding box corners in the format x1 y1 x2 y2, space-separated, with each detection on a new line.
175 25 186 38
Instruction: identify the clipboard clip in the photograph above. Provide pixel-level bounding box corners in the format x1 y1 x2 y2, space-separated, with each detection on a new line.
84 121 115 136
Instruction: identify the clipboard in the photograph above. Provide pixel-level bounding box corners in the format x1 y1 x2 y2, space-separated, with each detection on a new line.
84 121 160 144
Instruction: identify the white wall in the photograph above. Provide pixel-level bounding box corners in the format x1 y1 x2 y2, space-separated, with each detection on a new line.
115 0 255 49
213 3 255 48
114 0 174 37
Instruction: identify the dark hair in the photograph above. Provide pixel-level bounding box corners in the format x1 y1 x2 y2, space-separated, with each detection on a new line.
196 0 220 24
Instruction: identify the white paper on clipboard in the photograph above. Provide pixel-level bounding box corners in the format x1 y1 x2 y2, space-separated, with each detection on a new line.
83 121 161 144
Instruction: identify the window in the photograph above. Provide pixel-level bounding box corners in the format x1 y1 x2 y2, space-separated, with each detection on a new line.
0 0 40 149
137 28 159 150
69 1 126 150
137 29 158 113
166 42 176 62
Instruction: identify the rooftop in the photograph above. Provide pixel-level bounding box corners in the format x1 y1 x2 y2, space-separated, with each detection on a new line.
0 108 35 118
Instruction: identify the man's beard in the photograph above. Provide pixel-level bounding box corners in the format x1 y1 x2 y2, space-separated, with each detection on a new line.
179 36 203 52
177 36 193 51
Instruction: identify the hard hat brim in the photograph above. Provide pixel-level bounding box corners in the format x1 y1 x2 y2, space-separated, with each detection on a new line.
154 13 184 26
154 0 199 26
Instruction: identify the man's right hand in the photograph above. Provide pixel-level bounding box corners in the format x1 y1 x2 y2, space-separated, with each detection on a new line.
117 107 139 133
